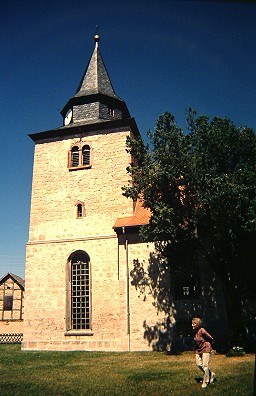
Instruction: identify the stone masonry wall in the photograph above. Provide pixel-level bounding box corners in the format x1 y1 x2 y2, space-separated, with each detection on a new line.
23 235 159 351
23 125 158 351
28 126 134 242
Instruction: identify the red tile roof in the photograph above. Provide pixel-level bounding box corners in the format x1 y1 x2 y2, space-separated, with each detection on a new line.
113 198 151 228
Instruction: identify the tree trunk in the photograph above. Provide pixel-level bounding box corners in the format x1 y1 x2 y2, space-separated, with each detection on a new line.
219 274 246 348
198 239 248 350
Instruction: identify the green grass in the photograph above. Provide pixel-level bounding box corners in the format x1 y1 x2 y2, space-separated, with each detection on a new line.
0 345 254 395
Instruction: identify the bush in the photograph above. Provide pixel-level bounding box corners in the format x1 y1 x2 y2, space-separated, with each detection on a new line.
226 346 246 357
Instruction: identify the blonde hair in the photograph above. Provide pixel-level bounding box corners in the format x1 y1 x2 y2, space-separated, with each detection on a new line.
192 317 202 326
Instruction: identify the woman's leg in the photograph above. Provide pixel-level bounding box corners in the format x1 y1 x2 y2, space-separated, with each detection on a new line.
195 353 204 373
202 352 211 385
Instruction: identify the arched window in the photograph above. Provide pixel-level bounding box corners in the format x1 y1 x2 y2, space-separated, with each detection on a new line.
75 201 85 218
68 142 92 169
77 203 83 218
82 145 90 166
71 146 79 167
68 252 91 330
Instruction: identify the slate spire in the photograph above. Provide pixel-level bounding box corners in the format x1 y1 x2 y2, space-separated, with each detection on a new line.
75 35 120 100
61 34 130 126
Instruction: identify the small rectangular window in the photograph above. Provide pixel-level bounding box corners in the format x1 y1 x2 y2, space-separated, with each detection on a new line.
171 249 200 300
4 296 13 311
182 286 190 296
77 204 83 218
108 107 114 116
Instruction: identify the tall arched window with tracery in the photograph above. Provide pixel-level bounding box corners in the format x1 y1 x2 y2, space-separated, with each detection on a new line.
67 251 91 330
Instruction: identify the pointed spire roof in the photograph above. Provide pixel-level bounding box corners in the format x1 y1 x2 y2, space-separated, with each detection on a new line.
29 33 141 141
75 35 121 100
60 34 131 125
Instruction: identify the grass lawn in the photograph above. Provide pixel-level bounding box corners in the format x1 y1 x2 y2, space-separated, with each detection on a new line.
0 345 254 395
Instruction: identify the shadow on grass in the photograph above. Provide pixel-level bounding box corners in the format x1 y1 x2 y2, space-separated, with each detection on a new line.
128 371 173 382
194 376 218 384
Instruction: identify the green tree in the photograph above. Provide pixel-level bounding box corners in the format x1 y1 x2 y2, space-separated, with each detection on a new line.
123 110 256 350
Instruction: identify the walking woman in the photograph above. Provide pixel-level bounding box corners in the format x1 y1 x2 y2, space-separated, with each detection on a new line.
192 317 216 389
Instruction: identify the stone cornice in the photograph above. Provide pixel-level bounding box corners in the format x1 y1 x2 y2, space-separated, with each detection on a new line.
27 234 117 246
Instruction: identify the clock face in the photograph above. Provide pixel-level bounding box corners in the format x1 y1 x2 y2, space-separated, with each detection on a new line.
64 108 73 125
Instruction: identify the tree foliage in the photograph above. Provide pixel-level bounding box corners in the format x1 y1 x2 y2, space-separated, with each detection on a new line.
123 110 256 348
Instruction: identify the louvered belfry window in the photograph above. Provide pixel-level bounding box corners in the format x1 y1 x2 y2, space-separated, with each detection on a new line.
71 146 79 167
82 145 90 166
69 142 92 169
71 253 90 330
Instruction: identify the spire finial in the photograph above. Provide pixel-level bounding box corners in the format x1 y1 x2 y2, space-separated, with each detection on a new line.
94 25 100 49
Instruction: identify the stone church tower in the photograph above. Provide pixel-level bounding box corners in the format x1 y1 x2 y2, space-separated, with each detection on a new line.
22 35 230 352
22 35 156 351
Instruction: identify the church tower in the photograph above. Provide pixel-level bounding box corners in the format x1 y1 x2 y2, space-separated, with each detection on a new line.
22 35 154 351
22 35 230 352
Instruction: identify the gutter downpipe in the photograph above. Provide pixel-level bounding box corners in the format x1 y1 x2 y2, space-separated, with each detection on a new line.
122 226 131 351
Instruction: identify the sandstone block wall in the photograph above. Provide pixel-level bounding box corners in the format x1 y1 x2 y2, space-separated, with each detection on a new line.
28 127 133 243
23 125 159 351
23 236 159 351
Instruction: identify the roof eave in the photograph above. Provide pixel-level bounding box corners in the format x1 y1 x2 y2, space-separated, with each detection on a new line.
0 273 25 290
28 117 140 142
113 225 142 234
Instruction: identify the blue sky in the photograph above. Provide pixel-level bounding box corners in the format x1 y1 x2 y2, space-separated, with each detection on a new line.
1 0 256 278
